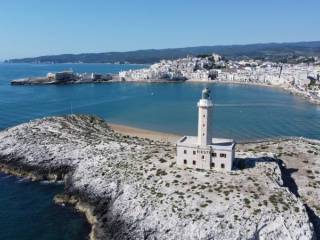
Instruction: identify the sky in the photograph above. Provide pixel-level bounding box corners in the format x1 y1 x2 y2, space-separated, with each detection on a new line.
0 0 320 60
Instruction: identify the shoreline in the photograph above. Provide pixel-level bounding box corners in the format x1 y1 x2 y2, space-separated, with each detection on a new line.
0 163 98 240
10 72 320 105
121 78 320 105
0 122 178 240
109 122 320 144
111 79 320 105
187 79 320 105
54 194 99 240
0 115 319 239
109 123 181 143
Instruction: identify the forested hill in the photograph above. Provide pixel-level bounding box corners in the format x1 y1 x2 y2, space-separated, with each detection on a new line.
6 41 320 64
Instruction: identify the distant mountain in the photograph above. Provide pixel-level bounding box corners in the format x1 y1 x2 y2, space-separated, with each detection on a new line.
5 41 320 64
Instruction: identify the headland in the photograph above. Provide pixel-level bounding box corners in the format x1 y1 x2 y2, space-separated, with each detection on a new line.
11 70 113 85
0 114 319 239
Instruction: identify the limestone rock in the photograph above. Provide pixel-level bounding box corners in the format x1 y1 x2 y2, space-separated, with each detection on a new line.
0 115 316 240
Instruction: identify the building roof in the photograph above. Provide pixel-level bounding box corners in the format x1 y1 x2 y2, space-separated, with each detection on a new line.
177 136 235 150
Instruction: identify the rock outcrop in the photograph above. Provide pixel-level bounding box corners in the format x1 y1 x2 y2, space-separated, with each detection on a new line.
0 115 316 239
238 138 320 239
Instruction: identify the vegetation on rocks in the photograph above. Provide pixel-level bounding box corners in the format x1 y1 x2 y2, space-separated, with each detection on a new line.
0 115 317 240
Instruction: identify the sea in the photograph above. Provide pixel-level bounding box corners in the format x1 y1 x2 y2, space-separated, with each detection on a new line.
0 63 319 239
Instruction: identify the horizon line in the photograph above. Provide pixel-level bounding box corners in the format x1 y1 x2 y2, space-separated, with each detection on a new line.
4 39 320 61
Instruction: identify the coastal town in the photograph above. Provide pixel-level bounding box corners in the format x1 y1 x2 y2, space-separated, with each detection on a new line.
119 54 320 104
10 53 320 104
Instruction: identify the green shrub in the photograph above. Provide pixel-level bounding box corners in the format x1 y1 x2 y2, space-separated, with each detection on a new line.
156 169 167 176
253 209 261 215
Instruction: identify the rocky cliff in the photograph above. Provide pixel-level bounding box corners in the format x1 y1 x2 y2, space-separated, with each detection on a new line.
0 115 317 239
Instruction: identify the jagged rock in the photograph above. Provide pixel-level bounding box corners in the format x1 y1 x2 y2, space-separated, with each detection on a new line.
239 138 320 239
0 115 316 240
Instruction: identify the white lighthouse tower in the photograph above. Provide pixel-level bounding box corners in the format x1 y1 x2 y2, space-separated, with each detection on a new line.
176 88 236 171
197 88 213 146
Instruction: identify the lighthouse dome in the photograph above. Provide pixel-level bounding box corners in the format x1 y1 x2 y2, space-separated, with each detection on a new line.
202 88 211 99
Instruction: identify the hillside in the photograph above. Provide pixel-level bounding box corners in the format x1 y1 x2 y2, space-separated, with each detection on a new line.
5 41 320 64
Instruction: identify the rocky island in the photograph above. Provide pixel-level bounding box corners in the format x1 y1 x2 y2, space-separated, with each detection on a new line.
0 115 319 239
11 71 113 85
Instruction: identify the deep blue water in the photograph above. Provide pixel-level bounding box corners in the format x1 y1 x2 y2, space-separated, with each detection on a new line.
0 173 90 240
0 63 320 239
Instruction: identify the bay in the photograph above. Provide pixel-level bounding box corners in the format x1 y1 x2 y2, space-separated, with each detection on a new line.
0 63 319 240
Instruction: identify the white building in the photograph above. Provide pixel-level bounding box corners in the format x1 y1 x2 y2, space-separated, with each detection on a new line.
176 88 235 171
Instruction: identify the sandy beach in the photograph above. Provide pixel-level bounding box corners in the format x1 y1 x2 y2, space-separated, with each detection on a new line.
109 123 181 143
117 78 320 105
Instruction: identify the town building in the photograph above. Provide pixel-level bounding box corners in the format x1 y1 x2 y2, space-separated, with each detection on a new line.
47 71 77 82
176 88 235 171
55 71 77 82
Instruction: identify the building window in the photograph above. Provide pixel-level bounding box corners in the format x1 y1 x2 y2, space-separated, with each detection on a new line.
220 153 227 158
211 162 215 167
193 160 196 165
221 163 225 168
203 114 205 118
203 133 205 136
202 155 204 159
193 151 196 155
212 152 217 157
184 159 187 164
184 149 187 154
203 124 205 127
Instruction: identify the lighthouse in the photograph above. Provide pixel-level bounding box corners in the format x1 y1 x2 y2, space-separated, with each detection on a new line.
176 88 235 171
197 88 213 146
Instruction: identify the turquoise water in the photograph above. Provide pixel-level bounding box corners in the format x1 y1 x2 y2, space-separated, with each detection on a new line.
0 63 320 240
0 63 319 140
0 173 90 240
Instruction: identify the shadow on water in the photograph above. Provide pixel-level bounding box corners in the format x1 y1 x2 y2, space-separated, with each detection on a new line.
235 157 320 239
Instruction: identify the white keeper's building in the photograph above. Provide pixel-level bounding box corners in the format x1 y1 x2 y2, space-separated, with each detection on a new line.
176 88 236 171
